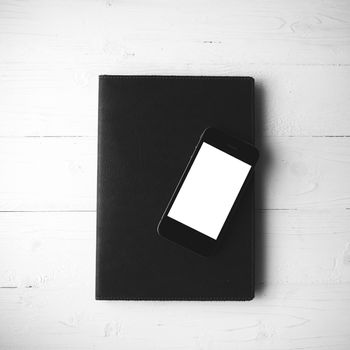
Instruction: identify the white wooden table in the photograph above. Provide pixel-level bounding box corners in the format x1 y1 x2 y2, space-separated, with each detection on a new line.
1 0 350 348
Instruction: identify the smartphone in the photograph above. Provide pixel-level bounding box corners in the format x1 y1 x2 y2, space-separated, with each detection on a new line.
157 127 259 256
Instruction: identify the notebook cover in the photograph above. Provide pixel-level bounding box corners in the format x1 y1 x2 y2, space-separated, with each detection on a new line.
96 75 255 300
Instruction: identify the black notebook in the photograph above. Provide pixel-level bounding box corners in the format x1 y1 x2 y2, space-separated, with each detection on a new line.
96 75 255 300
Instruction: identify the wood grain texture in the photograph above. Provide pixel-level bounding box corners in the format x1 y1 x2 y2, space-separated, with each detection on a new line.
0 137 349 211
1 0 350 348
0 210 349 287
1 1 350 137
0 211 349 349
1 66 350 137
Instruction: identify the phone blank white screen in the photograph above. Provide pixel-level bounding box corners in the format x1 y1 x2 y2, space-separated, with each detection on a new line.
168 142 251 239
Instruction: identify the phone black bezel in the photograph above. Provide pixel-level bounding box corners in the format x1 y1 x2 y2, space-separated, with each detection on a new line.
157 127 259 257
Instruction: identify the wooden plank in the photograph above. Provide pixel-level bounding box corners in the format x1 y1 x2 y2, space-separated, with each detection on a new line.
0 209 349 287
1 66 350 137
257 137 350 209
1 1 350 136
0 211 349 348
0 282 349 349
257 209 350 284
1 0 350 66
0 137 97 211
0 137 349 211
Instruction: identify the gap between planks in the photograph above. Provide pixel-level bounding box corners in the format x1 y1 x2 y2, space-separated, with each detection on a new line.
1 208 349 213
0 135 350 138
